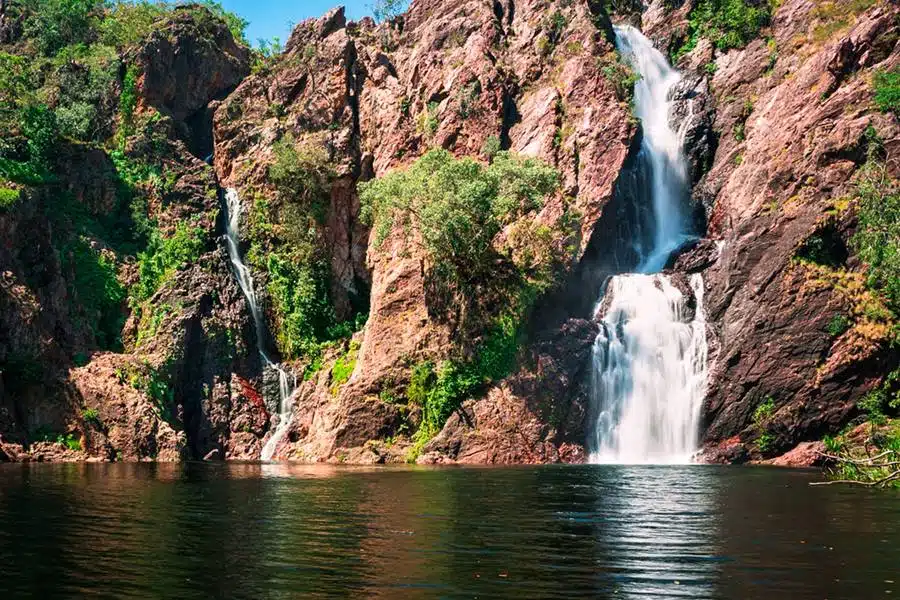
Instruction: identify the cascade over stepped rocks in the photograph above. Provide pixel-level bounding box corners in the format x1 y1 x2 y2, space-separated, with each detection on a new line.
0 0 897 465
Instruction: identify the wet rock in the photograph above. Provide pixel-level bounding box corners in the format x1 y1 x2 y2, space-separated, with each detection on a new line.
669 74 715 185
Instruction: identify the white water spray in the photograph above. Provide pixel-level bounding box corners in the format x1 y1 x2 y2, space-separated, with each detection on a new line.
588 26 708 464
224 188 296 461
591 274 707 463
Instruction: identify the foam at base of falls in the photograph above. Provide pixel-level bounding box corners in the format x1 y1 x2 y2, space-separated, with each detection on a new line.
590 274 708 464
224 188 296 461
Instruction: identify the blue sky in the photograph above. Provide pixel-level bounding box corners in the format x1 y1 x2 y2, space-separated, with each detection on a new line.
218 1 374 46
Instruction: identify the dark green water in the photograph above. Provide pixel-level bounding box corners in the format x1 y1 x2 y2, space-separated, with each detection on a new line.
0 463 898 599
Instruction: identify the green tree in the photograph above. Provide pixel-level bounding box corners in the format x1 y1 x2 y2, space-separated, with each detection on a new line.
22 0 104 56
359 149 559 284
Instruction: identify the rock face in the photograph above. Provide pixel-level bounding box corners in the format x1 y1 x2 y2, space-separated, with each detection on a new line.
0 7 268 462
2 0 897 466
675 0 900 462
213 0 635 463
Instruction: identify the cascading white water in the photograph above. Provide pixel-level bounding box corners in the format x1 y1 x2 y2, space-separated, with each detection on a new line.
224 188 296 461
588 26 708 464
591 274 707 464
617 24 691 274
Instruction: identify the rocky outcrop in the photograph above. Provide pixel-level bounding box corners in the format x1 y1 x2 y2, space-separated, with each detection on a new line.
4 0 896 467
136 5 250 156
212 0 635 463
0 6 266 462
675 0 900 462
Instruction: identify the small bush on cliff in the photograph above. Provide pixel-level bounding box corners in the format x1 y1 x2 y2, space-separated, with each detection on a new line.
852 129 900 312
372 0 409 23
133 222 205 303
266 252 338 359
62 237 126 349
268 134 332 223
0 187 20 210
597 51 640 102
826 313 851 337
873 68 900 115
674 0 772 61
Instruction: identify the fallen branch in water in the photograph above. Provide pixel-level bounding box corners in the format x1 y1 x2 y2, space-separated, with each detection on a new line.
812 449 900 488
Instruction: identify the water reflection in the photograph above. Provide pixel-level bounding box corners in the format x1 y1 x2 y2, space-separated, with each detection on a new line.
591 466 721 598
1 463 899 599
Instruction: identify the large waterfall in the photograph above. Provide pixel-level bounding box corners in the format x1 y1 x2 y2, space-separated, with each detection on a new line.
224 188 296 461
588 26 708 464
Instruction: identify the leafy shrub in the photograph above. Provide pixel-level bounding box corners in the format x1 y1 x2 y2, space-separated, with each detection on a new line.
0 158 54 185
98 1 167 48
133 222 204 303
22 0 103 56
0 52 33 123
416 102 440 138
116 65 140 146
49 43 120 142
481 136 502 160
359 149 559 285
674 0 772 61
0 187 20 210
873 68 900 114
852 128 899 311
826 313 851 337
330 340 360 393
22 104 59 164
268 135 331 221
597 51 640 101
266 252 337 359
196 1 249 44
57 433 83 451
756 432 775 453
858 369 900 425
63 238 126 349
81 408 101 426
753 396 776 427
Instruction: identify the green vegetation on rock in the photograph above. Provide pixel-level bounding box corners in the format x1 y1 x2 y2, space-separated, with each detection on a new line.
133 222 205 303
852 128 900 315
673 0 773 62
361 149 566 460
360 148 560 285
873 68 900 114
247 135 364 362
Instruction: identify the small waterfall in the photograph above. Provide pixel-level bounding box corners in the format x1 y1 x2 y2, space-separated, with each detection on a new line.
618 24 692 273
588 26 708 464
224 188 296 461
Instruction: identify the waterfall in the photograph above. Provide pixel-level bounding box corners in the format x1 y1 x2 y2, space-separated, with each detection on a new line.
587 26 708 464
617 24 692 273
591 274 707 463
224 188 296 461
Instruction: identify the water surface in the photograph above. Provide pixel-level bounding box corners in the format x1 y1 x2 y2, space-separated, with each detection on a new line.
0 463 897 599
